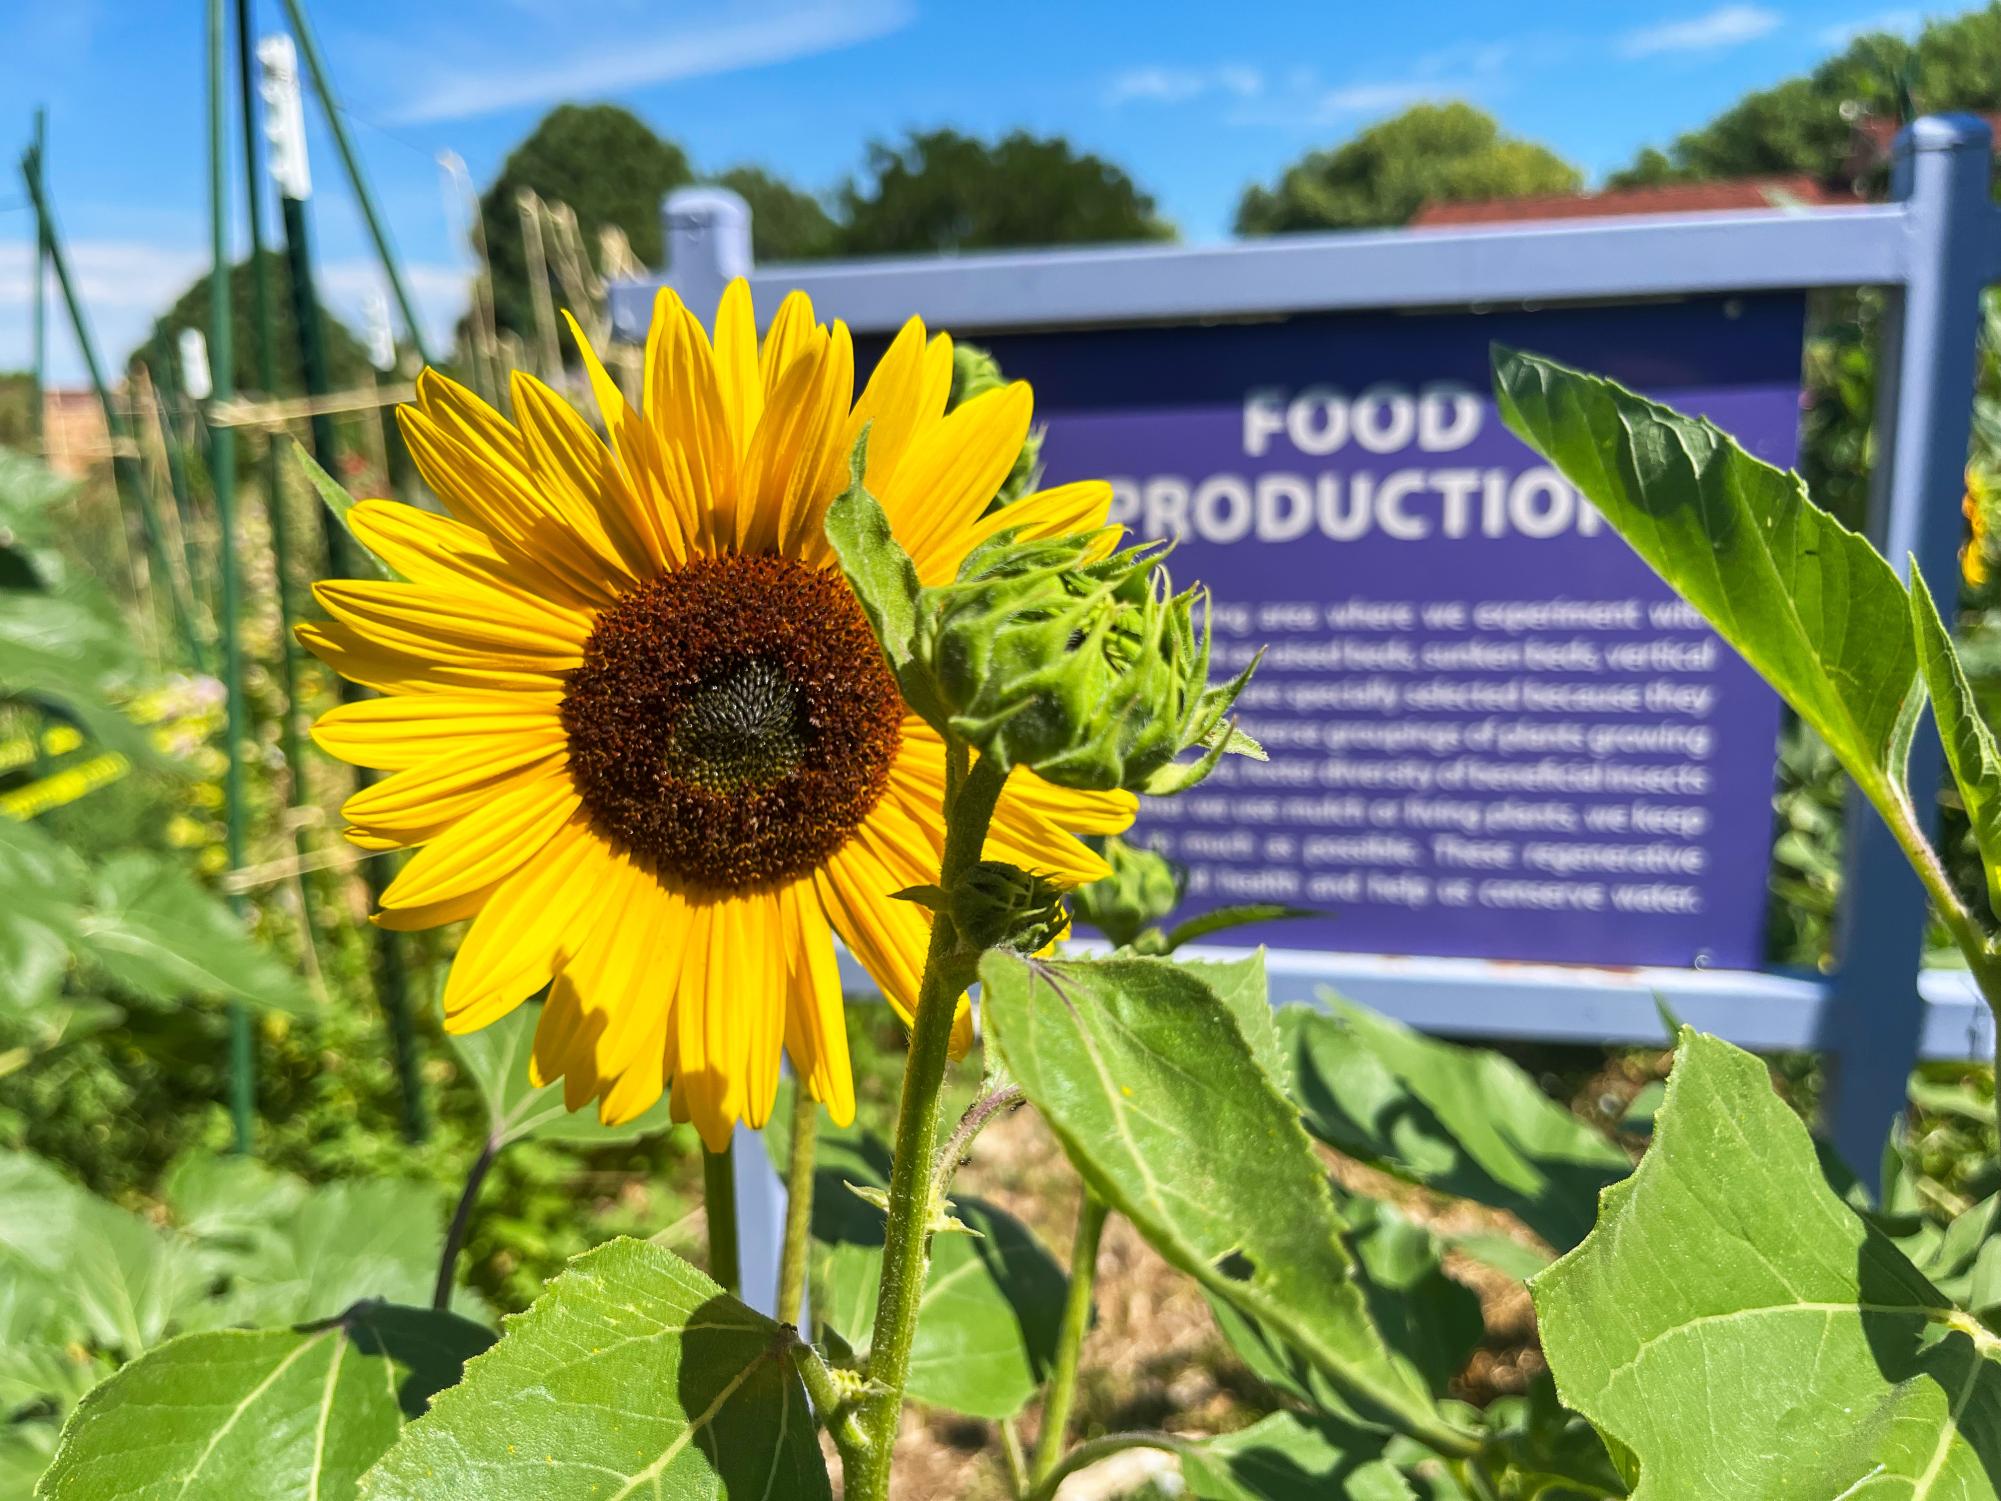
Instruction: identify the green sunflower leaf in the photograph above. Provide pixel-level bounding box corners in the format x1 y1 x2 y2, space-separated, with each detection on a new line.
35 1303 491 1501
1283 1001 1630 1255
0 1150 206 1359
1533 1028 2001 1497
77 853 314 1015
295 442 395 582
1909 563 2001 922
357 1238 830 1500
1177 1411 1415 1501
1491 345 1919 806
980 952 1469 1453
824 428 920 668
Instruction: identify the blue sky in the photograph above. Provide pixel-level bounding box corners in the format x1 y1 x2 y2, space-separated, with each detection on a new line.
0 0 1926 383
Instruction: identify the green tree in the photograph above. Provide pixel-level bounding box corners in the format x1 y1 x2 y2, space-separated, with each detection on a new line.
128 249 371 398
836 128 1173 255
478 104 693 340
1234 102 1582 234
709 166 838 262
1608 6 2001 186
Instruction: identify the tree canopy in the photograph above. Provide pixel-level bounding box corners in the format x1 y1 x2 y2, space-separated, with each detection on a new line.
1608 4 2001 185
710 166 840 263
835 128 1173 255
1235 102 1581 234
128 248 371 399
478 103 694 339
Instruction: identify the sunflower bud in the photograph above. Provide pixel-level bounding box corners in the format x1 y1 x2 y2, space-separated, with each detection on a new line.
924 532 1260 794
896 860 1070 954
1071 837 1184 950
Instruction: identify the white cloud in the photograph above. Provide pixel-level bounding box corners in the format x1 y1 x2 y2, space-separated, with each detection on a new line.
1105 64 1264 108
1223 41 1532 128
0 236 209 385
1620 5 1781 58
1818 8 1923 46
388 0 915 125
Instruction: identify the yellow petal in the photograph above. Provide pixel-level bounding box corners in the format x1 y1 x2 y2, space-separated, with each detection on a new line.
298 620 570 698
509 370 656 581
881 382 1033 577
530 987 587 1091
712 278 764 460
345 500 599 624
759 289 822 400
814 831 931 1027
378 773 581 910
740 894 786 1131
674 898 743 1152
1005 769 1139 838
785 878 856 1125
780 323 855 564
738 328 835 556
562 308 691 570
399 372 620 606
311 580 586 671
310 692 563 772
939 481 1120 585
442 819 618 1032
844 316 935 494
644 288 736 552
373 883 497 932
341 738 567 842
548 858 687 1124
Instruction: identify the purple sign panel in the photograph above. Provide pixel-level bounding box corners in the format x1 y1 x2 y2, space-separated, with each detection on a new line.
971 296 1805 970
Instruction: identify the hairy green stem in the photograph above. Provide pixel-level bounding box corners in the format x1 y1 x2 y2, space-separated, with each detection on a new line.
999 1418 1030 1499
1865 777 2001 1081
930 1084 1025 1206
1032 1191 1109 1481
433 1135 499 1312
841 744 1006 1501
1023 1431 1182 1501
777 1084 818 1328
702 1141 740 1298
790 1334 870 1453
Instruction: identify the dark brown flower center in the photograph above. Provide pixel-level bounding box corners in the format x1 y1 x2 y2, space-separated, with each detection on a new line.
560 554 904 890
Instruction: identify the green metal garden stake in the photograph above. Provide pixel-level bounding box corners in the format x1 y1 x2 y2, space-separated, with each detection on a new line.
264 30 428 1143
234 0 306 799
21 142 206 674
206 0 257 1155
278 0 434 367
29 109 45 454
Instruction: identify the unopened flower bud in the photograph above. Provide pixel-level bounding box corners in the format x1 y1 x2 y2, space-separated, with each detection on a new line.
1071 837 1184 950
925 532 1259 793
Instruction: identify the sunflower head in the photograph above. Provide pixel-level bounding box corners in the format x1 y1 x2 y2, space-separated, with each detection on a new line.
300 279 1137 1150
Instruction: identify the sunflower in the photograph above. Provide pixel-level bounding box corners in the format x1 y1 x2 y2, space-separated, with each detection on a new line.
301 281 1134 1150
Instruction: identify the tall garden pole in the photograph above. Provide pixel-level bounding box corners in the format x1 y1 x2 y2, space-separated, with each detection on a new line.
276 0 433 366
262 33 428 1143
29 109 46 452
235 0 305 796
20 141 206 673
206 0 258 1154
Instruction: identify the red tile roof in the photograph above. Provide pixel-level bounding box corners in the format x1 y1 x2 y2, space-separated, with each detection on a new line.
1410 174 1849 227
